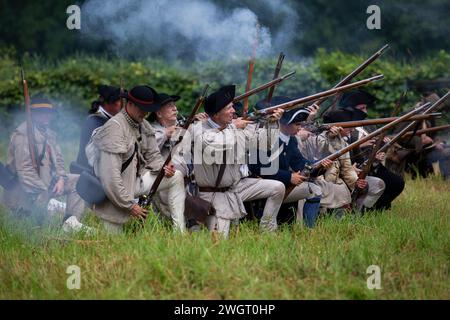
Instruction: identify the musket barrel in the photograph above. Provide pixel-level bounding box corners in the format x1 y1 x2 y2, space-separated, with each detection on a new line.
378 91 450 153
312 44 389 115
233 70 296 103
334 45 389 88
354 89 404 182
321 112 441 129
249 74 383 120
266 52 285 103
119 78 125 110
402 124 450 138
316 103 429 167
182 84 209 130
143 84 209 203
21 67 39 173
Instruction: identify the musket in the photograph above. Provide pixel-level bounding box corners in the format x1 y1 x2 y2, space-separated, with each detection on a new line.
119 77 125 110
21 67 39 174
350 91 406 204
313 44 389 119
242 27 259 118
139 84 210 208
248 74 384 121
265 52 285 104
378 91 450 154
350 134 385 204
284 103 428 199
402 124 450 138
318 113 441 131
305 103 429 177
233 71 296 103
242 59 255 118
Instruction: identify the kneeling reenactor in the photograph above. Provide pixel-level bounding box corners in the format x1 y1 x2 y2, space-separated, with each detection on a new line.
86 85 186 233
193 85 286 238
249 98 333 228
2 97 85 229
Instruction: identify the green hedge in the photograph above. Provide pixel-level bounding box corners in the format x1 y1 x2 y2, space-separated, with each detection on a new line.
1 47 449 130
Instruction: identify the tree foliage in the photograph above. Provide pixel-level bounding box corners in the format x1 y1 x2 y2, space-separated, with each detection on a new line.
1 48 448 134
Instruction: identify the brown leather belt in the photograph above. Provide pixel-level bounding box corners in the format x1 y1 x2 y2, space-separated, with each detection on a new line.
198 186 230 193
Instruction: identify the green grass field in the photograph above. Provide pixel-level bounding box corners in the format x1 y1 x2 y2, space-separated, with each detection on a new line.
0 176 449 300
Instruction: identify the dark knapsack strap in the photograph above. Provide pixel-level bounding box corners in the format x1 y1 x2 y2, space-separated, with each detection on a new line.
121 142 138 173
214 150 227 188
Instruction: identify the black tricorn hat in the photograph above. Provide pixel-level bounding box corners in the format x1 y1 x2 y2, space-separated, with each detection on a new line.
158 93 181 107
339 89 376 109
204 85 235 116
30 96 56 113
280 108 310 125
323 109 361 123
254 96 291 111
122 85 161 112
147 93 180 122
98 85 121 103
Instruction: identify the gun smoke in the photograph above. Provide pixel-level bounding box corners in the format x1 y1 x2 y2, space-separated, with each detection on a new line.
81 0 299 61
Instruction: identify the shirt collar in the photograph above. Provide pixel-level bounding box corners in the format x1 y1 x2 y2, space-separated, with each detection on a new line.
279 132 290 144
121 109 140 129
207 118 222 129
98 106 113 119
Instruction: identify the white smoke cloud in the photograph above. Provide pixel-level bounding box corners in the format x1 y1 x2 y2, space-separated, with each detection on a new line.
81 0 298 61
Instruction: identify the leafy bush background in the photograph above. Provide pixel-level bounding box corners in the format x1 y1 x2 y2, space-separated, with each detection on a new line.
0 47 449 137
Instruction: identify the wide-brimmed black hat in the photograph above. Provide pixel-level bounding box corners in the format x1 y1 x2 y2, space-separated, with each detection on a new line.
158 93 181 107
280 108 310 125
122 85 160 112
98 85 121 103
204 85 235 116
30 96 57 113
339 89 376 110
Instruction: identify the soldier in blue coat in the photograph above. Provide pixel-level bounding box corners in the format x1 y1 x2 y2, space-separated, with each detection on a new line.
249 97 332 228
73 85 122 172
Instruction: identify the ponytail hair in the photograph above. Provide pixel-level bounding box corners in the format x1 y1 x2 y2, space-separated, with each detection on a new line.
89 100 102 114
91 84 120 114
89 95 105 114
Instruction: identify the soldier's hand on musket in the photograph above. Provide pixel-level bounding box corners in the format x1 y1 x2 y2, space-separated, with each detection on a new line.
360 139 376 148
421 135 433 146
194 112 209 122
435 142 445 150
383 136 391 143
130 203 148 220
52 177 65 196
375 152 385 161
290 171 307 186
163 163 176 178
328 126 342 138
297 127 312 140
356 179 368 190
306 104 319 122
320 158 333 170
352 163 362 174
232 118 253 129
267 108 284 122
165 125 177 138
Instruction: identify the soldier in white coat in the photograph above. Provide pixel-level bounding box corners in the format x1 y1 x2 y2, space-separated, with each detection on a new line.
86 85 186 233
192 85 286 238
